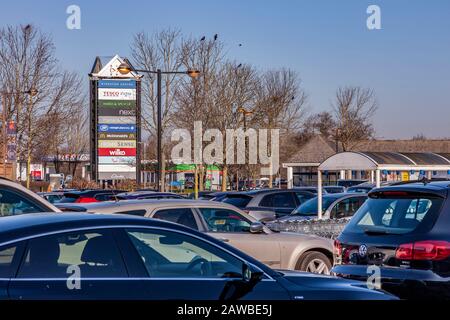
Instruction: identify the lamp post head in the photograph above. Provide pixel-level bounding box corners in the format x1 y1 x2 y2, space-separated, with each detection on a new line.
187 70 201 79
238 107 253 116
117 62 132 75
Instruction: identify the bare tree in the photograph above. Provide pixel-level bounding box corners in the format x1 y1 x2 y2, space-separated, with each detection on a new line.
0 25 85 186
130 29 187 190
305 111 336 139
332 86 377 151
174 36 231 191
253 69 308 186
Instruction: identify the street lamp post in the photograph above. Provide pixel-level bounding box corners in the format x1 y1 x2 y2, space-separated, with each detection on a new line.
238 107 254 190
117 62 200 191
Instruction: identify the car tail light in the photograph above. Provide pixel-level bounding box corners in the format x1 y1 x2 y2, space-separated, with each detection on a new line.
381 191 409 196
334 239 342 256
396 241 450 261
75 197 98 203
395 243 414 260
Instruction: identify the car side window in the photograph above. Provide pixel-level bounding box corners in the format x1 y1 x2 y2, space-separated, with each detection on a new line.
17 230 127 278
125 228 244 278
294 192 314 205
117 209 147 216
331 197 362 219
0 188 47 216
261 193 296 208
0 244 22 277
198 208 251 233
152 208 199 230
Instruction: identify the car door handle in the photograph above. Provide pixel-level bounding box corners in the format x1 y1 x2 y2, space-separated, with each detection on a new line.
218 237 230 242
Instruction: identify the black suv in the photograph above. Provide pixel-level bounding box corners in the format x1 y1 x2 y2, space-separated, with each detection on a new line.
332 181 450 299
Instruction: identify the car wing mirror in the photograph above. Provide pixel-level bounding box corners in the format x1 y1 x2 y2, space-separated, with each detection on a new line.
219 263 263 301
249 222 264 234
242 263 263 284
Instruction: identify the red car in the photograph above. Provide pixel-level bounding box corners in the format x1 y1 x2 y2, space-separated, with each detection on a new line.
57 189 125 203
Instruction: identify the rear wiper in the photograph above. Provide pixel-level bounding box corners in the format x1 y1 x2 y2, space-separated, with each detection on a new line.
364 229 401 236
363 229 389 235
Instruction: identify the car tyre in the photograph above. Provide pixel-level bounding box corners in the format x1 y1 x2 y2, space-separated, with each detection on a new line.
297 251 332 275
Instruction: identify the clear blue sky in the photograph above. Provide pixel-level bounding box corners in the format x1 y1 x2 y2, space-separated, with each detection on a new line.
1 0 449 139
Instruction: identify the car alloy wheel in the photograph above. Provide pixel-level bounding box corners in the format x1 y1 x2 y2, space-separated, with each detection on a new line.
306 258 330 274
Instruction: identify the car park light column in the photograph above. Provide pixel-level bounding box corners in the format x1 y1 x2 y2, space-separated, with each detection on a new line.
317 170 323 219
375 169 381 188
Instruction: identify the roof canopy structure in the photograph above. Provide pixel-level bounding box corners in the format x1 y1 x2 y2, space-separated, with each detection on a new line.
319 152 450 171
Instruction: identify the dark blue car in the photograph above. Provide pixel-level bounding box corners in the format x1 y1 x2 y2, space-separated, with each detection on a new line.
0 213 395 300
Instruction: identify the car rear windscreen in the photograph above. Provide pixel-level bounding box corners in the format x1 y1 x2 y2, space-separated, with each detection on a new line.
221 195 251 208
344 196 444 235
58 193 80 203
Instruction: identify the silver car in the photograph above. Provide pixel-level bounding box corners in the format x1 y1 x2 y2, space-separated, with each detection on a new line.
61 199 334 274
0 178 61 216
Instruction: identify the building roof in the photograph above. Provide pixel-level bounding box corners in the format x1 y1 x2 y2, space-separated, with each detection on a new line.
285 135 450 167
351 139 450 153
318 151 450 171
285 135 339 165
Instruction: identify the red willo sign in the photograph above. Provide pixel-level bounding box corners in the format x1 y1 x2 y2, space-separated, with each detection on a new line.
98 148 136 157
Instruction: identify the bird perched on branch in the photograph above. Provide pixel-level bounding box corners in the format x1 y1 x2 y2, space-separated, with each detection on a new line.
200 36 206 41
214 34 218 41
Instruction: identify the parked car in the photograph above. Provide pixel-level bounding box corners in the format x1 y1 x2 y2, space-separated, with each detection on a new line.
216 189 316 221
209 191 241 201
0 212 394 300
277 193 368 222
293 187 327 194
0 178 60 216
332 181 450 300
36 191 64 204
188 191 215 199
57 189 125 203
346 183 375 193
347 181 394 193
324 186 346 194
337 179 368 188
60 199 336 274
115 191 185 200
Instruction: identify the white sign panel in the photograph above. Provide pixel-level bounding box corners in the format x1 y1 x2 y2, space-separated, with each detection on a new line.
98 156 136 165
97 116 136 125
98 164 136 173
98 140 137 148
98 88 136 101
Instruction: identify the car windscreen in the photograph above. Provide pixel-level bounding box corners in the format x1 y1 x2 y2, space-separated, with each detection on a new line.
221 195 252 208
291 196 338 216
344 196 444 235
